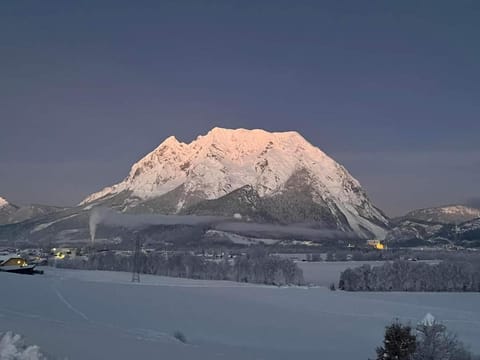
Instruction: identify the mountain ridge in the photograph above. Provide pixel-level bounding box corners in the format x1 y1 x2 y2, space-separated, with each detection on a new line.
386 204 480 246
80 127 389 239
0 196 65 226
400 205 480 224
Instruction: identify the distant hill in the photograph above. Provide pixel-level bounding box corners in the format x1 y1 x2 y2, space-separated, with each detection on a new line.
401 205 480 224
0 196 64 225
386 205 480 247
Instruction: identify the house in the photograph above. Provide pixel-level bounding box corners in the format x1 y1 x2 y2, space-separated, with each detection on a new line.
366 239 385 250
0 254 37 274
51 247 77 259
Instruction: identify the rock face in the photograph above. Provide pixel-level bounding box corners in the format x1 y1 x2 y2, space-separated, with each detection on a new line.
81 128 389 239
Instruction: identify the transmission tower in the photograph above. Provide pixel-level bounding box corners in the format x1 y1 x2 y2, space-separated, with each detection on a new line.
131 233 141 283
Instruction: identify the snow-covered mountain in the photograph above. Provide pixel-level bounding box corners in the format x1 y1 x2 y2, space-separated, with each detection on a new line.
386 205 480 246
0 196 64 226
0 196 19 225
402 205 480 224
81 128 389 239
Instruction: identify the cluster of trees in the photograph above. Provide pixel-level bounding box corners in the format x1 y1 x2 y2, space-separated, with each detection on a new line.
55 247 304 286
233 247 304 285
324 249 480 263
376 317 479 360
340 260 480 292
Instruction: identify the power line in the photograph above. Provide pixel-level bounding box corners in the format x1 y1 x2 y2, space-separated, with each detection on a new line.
132 233 141 283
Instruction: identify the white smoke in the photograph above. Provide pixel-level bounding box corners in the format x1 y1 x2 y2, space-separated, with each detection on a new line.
89 207 222 243
89 207 106 242
214 222 358 240
89 207 358 243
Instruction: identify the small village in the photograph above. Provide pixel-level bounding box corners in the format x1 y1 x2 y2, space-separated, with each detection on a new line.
1 235 472 278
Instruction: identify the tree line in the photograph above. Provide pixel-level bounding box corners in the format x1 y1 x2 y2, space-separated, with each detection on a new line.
324 249 480 262
54 247 304 286
339 260 480 292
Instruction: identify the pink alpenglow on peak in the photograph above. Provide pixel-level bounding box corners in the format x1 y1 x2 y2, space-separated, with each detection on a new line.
80 128 389 239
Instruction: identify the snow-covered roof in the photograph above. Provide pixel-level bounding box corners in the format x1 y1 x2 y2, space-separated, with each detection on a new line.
0 254 21 264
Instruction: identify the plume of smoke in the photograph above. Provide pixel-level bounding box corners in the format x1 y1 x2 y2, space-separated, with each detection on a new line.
214 222 359 241
89 207 359 243
89 207 222 243
89 207 109 243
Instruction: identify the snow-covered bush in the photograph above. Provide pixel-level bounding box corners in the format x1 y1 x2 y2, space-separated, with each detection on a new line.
414 314 479 360
173 331 187 344
0 332 46 360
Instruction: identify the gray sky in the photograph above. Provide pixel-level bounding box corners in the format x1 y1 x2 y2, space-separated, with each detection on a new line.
1 1 479 216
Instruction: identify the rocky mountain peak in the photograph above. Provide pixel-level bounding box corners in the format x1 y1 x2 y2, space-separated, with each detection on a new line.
80 127 389 239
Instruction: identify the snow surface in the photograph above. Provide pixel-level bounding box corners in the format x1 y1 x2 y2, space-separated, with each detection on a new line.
30 214 79 233
1 267 479 360
80 127 388 238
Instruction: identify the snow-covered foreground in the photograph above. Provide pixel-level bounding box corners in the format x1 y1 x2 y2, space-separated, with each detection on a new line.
1 268 479 360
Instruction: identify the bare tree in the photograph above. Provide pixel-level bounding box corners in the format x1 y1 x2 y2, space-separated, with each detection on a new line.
414 314 478 360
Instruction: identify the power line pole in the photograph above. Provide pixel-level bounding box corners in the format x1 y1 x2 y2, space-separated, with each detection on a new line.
454 223 460 246
132 233 141 283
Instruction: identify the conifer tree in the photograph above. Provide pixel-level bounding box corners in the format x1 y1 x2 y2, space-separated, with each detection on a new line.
376 320 416 360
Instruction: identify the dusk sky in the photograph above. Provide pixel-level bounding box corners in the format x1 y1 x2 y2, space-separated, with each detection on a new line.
1 1 479 216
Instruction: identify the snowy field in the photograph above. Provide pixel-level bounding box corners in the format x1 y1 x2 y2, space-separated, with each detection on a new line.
1 268 479 360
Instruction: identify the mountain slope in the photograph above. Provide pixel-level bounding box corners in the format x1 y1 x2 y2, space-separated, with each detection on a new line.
402 205 480 224
81 128 389 239
386 205 480 246
0 196 65 226
0 196 19 225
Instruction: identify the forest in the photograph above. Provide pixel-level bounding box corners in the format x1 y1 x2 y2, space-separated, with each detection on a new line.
339 260 480 292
